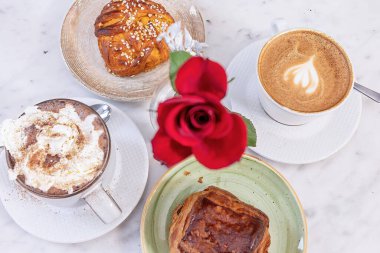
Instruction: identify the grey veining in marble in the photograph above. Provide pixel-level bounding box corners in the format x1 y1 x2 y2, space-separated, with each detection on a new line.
0 0 380 252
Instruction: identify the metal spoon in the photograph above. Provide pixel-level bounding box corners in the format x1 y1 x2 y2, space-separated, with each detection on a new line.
354 83 380 103
90 104 112 123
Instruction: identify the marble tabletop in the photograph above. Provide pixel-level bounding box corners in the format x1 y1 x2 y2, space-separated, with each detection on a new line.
0 0 379 252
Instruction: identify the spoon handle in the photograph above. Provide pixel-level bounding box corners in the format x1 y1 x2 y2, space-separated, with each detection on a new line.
90 104 112 123
354 82 380 103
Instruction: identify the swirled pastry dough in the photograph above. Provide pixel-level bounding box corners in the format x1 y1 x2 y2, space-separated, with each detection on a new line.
95 0 174 76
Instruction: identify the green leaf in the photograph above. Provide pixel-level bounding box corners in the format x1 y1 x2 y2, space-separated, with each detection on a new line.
240 114 257 147
169 51 192 91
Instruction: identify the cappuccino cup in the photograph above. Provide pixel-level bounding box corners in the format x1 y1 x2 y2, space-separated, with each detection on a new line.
0 99 121 224
256 28 354 125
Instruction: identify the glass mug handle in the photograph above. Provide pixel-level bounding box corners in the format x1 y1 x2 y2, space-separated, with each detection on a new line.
86 103 121 224
84 185 122 224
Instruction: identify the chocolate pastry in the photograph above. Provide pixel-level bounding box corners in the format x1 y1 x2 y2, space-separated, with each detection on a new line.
94 0 174 76
169 186 271 253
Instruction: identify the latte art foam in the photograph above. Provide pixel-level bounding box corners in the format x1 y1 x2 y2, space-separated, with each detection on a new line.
1 103 106 194
284 55 320 95
258 30 353 113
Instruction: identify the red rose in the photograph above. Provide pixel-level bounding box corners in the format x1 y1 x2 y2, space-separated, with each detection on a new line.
152 57 247 169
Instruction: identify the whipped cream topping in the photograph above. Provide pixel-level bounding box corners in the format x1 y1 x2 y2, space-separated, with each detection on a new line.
1 104 105 194
284 55 320 94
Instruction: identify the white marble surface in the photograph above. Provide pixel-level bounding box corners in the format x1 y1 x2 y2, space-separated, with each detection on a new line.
0 0 379 252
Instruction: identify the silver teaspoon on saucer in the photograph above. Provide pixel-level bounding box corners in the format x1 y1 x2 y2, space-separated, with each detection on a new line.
354 83 380 103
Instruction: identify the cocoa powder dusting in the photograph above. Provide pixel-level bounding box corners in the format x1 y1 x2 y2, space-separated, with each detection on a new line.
43 154 60 169
6 99 110 197
24 125 38 148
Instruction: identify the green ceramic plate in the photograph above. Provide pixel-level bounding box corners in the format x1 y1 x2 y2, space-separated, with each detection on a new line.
141 154 307 253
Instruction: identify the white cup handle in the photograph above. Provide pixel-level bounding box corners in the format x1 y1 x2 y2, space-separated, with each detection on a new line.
84 185 122 224
270 18 289 35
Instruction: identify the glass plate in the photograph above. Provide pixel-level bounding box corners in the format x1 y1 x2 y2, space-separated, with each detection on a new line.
61 0 205 101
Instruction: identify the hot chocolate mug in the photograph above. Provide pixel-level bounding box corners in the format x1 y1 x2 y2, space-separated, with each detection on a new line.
0 99 121 224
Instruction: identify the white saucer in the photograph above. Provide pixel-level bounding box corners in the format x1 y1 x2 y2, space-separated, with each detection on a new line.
0 97 149 243
227 41 362 164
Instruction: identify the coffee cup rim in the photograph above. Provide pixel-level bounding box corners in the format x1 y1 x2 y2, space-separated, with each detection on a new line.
257 28 355 116
4 98 112 199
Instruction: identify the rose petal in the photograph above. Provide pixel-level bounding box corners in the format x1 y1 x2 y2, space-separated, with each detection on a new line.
187 105 216 138
163 96 208 146
192 114 247 169
152 129 192 167
188 105 215 130
176 57 228 100
157 96 204 128
200 94 233 138
165 103 201 146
